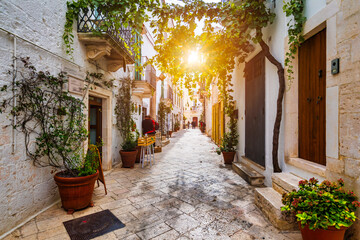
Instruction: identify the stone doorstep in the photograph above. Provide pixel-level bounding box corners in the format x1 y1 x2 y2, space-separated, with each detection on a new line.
232 162 265 186
271 173 302 196
254 187 298 231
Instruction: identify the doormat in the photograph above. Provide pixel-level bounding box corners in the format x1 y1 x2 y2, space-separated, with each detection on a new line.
63 209 125 240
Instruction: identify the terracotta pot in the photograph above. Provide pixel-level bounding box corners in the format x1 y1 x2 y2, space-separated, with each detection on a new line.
135 146 141 163
54 170 99 213
222 151 235 164
120 150 138 168
298 222 348 240
168 131 173 137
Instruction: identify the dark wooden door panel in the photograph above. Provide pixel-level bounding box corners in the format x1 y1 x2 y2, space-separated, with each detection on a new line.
245 52 265 167
298 29 326 165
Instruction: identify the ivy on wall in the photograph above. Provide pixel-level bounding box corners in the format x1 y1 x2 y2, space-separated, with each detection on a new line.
283 0 306 88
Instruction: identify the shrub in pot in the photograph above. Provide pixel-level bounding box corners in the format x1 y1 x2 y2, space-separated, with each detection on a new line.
115 77 139 168
216 103 238 164
120 134 138 168
0 58 104 213
281 178 360 240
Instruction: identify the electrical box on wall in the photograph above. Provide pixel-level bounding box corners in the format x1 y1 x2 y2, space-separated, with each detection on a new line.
331 58 340 75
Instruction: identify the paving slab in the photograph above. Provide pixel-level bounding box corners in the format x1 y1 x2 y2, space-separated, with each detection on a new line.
4 129 300 240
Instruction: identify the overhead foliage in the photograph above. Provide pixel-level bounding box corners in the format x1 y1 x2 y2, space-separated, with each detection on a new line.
151 0 283 172
63 0 159 57
283 0 306 88
150 0 275 110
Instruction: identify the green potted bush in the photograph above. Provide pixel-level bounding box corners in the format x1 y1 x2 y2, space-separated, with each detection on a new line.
281 178 360 240
216 103 238 164
115 76 139 168
0 58 103 214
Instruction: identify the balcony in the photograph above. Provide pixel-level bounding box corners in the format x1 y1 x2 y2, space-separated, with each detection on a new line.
132 57 157 98
77 8 137 72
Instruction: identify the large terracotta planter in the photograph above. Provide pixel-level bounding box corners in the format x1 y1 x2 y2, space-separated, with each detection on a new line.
168 131 173 137
54 170 99 214
135 146 141 163
298 222 348 240
120 150 138 168
222 151 235 164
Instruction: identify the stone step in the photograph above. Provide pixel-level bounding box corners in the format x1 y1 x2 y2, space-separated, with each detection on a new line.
232 162 265 186
272 173 302 196
254 187 297 230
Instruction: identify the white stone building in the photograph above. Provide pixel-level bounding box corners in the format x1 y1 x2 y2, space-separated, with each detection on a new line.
0 0 160 237
204 0 360 237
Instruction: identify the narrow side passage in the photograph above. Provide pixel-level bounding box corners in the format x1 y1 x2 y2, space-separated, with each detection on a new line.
8 129 301 240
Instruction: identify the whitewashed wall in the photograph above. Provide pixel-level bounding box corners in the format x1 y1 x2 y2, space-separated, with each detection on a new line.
0 0 130 236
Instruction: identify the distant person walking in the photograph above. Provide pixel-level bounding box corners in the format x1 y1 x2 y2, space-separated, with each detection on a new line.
191 121 196 129
187 121 190 129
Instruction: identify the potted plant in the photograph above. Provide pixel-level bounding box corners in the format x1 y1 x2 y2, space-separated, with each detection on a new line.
119 134 138 168
174 121 180 132
115 76 139 168
54 145 100 214
0 58 103 214
216 102 238 164
281 178 360 240
216 132 238 164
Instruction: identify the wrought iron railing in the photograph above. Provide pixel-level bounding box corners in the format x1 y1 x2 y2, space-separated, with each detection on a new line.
77 8 136 60
143 65 156 89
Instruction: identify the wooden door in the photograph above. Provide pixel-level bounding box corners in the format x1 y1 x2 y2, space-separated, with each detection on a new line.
245 52 265 167
89 96 102 154
193 117 198 127
298 29 326 165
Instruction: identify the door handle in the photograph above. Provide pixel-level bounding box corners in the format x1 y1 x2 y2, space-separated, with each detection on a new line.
318 69 323 78
316 96 323 104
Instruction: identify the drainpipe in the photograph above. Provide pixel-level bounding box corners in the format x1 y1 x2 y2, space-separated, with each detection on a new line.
11 35 17 154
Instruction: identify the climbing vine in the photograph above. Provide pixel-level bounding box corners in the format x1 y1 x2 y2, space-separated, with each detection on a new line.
0 57 102 177
63 0 159 56
283 0 306 88
151 0 285 172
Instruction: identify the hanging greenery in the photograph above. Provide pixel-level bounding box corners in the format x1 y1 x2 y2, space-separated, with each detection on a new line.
283 0 306 88
151 0 283 172
63 0 159 56
115 76 134 140
0 57 102 177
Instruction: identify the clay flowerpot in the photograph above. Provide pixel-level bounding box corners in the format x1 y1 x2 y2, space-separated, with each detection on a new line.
298 222 348 240
54 170 99 214
120 150 138 168
135 146 141 163
168 131 173 137
222 151 235 164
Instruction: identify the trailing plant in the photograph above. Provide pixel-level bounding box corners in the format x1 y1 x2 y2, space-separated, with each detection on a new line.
216 102 238 154
157 100 170 135
151 0 283 172
281 178 360 230
115 76 134 140
0 57 91 177
63 0 159 57
283 0 306 88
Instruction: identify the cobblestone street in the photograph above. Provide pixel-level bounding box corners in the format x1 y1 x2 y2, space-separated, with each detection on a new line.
6 130 301 240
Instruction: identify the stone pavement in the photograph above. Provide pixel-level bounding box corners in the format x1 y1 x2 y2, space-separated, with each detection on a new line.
4 129 301 240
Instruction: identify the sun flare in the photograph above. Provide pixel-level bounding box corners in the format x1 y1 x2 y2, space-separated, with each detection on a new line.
188 50 200 64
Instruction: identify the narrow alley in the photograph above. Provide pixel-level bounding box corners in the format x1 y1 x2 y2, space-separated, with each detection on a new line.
6 130 301 240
